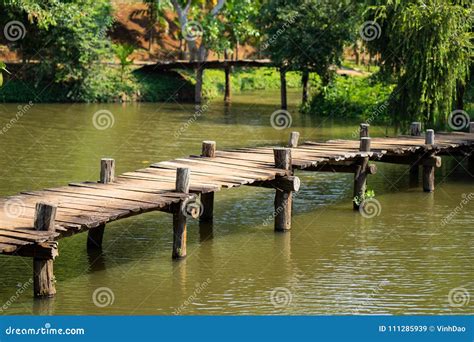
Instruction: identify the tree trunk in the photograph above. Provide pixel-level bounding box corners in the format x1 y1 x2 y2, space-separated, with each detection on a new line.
301 70 309 105
280 68 287 110
456 80 465 110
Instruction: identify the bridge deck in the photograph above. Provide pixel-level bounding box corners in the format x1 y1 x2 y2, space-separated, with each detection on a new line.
0 132 472 257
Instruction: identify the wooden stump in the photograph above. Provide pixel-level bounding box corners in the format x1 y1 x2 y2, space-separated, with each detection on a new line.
288 132 300 148
354 137 371 210
359 123 369 138
200 141 216 222
422 132 437 192
409 123 421 184
33 202 57 298
273 148 292 232
100 158 115 184
410 122 422 136
173 168 190 259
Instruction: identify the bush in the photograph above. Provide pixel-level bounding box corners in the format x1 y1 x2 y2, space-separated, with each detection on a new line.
302 75 395 124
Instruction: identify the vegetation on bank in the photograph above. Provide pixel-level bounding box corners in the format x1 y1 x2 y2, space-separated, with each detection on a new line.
301 75 395 124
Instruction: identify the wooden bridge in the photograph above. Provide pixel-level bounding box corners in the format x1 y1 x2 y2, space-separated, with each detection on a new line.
0 123 473 298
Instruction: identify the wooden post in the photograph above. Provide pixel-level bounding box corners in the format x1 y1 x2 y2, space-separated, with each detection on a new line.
87 223 105 250
224 65 231 104
89 158 114 249
360 123 369 138
470 123 474 171
33 202 57 298
423 130 436 192
173 168 190 259
425 129 435 145
273 148 292 231
354 138 371 210
280 68 287 110
200 141 216 222
195 65 203 104
410 122 422 136
100 158 115 184
470 122 474 133
409 122 421 184
301 70 309 104
288 132 300 148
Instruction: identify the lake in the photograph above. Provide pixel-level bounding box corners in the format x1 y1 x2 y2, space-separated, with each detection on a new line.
0 89 472 315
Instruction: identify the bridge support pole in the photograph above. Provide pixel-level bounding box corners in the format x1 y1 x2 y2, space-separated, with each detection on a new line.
173 168 190 259
224 65 231 104
33 202 57 298
422 130 439 192
469 123 474 172
200 141 216 222
273 148 293 231
353 136 371 210
409 122 422 185
87 158 115 250
280 67 287 110
195 64 203 104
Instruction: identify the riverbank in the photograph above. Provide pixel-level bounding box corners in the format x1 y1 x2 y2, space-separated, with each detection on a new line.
0 66 311 103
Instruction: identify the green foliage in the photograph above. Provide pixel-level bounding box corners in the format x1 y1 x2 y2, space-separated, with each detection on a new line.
364 0 473 126
112 44 135 82
0 62 9 87
259 0 355 83
353 188 376 206
302 75 395 123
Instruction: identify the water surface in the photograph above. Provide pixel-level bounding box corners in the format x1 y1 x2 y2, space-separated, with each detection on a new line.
0 89 472 315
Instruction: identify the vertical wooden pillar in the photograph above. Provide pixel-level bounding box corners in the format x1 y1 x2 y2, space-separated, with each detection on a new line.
195 64 203 104
273 148 292 231
301 70 309 104
200 141 216 222
173 168 190 259
288 132 300 148
359 123 369 138
409 122 422 184
33 202 57 298
88 158 115 249
353 137 371 210
469 123 474 171
423 130 436 192
224 65 231 104
280 68 287 110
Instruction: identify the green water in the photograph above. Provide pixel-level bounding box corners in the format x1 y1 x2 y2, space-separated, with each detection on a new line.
0 89 472 315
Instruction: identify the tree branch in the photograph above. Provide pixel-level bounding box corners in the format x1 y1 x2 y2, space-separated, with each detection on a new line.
210 0 225 17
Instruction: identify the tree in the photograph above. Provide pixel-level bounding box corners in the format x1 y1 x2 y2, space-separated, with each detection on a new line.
113 44 135 82
364 0 473 127
259 0 355 105
141 0 170 52
1 0 114 98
